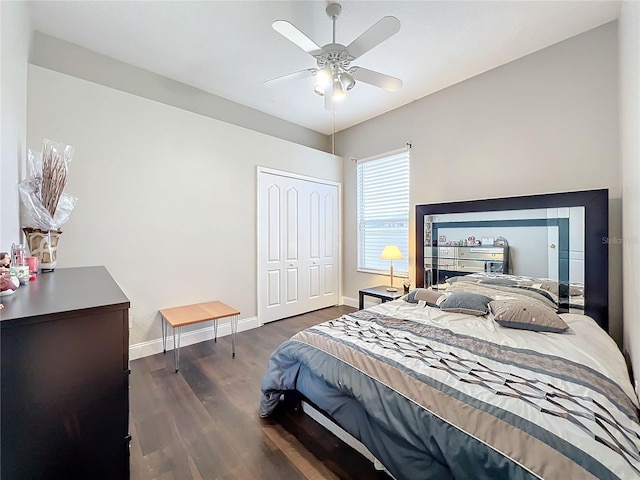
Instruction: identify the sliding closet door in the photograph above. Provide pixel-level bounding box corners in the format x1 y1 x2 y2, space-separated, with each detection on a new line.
258 170 339 324
306 180 339 310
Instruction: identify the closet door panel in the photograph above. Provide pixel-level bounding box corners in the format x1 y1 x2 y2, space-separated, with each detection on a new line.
320 186 339 301
267 184 281 262
309 265 320 298
285 187 300 262
324 264 336 295
259 171 339 323
286 268 299 303
267 270 281 307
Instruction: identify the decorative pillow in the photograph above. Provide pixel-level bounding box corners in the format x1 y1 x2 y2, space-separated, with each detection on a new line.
536 280 559 295
490 299 569 333
440 292 491 316
513 285 557 305
445 275 474 284
405 288 444 307
479 277 517 287
569 284 584 296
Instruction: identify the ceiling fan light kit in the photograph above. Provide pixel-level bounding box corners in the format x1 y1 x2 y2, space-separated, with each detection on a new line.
266 2 403 110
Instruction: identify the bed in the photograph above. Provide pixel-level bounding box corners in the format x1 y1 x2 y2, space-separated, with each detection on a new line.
259 190 640 479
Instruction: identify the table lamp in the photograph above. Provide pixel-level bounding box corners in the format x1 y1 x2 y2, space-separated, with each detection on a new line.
380 245 404 292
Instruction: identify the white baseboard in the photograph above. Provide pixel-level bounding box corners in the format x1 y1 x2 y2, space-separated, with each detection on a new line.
342 296 358 308
129 299 366 361
129 316 259 361
342 295 385 310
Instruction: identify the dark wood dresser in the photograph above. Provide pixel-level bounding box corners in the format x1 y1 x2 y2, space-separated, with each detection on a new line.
0 266 130 479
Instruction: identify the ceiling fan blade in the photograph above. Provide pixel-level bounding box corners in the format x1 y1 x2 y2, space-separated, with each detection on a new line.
264 68 317 86
352 67 402 92
346 16 400 60
273 20 324 56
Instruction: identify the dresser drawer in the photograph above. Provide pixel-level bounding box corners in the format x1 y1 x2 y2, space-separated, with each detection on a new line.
456 260 486 272
438 246 458 258
458 247 504 260
438 258 456 268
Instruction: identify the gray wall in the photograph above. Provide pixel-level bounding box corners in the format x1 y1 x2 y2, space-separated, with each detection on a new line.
26 65 342 359
0 2 31 249
336 23 624 344
30 32 330 153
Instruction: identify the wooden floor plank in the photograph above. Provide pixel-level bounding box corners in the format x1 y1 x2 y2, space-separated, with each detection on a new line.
261 423 339 480
130 306 391 479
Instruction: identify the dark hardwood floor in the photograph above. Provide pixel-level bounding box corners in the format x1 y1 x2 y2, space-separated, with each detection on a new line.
130 306 392 480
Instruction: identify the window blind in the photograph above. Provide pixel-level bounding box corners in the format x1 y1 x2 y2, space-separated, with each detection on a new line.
357 149 410 275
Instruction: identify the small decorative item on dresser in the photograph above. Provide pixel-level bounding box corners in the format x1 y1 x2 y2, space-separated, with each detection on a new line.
11 265 30 285
0 252 10 270
0 252 19 295
17 139 78 271
402 279 412 294
22 228 62 272
0 270 19 296
25 256 39 280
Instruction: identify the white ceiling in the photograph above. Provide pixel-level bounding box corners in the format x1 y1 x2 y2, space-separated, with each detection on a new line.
27 1 620 136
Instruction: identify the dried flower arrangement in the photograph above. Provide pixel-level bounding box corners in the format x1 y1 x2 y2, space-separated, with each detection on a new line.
17 139 77 270
41 144 70 218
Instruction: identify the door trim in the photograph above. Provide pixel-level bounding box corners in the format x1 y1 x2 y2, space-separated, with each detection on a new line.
257 167 342 326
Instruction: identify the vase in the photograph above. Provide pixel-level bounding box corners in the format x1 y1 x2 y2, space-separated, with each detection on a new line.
23 228 62 272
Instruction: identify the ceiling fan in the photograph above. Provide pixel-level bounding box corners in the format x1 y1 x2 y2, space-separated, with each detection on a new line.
265 2 402 110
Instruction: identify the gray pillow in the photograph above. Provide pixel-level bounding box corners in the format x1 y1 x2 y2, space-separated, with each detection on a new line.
440 292 491 316
405 288 444 307
490 299 569 333
479 277 517 287
569 284 584 296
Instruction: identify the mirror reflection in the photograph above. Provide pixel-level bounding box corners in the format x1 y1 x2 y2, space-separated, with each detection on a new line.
423 207 585 312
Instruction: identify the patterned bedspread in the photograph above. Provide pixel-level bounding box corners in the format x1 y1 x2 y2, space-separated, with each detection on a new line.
260 304 640 480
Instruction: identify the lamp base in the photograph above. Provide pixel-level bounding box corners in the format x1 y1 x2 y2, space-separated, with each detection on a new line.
386 287 398 292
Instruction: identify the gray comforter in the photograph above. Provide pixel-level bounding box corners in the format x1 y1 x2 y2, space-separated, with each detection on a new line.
260 308 640 480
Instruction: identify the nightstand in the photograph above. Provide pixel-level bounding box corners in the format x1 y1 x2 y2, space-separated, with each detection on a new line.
359 285 404 309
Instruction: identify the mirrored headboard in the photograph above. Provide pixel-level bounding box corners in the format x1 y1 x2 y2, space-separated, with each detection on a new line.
415 189 609 331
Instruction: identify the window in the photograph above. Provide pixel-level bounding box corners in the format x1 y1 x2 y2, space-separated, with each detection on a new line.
357 148 410 275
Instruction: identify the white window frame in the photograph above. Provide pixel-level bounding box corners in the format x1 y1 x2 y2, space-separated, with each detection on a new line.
356 147 410 276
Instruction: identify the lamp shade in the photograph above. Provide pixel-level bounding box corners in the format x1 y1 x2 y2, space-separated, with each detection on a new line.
316 67 332 88
332 77 345 99
379 245 403 261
